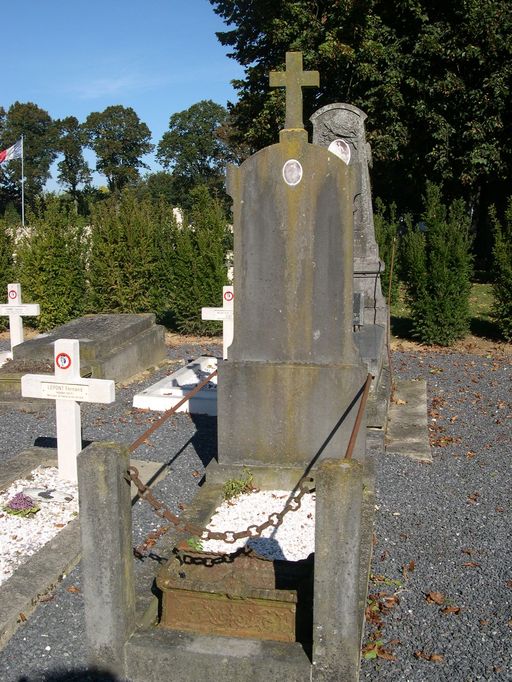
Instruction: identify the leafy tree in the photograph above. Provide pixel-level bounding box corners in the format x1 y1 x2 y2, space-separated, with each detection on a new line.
210 0 512 249
402 184 473 345
15 196 88 330
84 106 153 192
135 171 177 206
0 102 57 213
157 100 236 207
490 199 512 340
55 116 92 204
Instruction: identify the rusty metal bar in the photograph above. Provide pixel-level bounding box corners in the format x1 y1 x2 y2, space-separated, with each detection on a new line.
387 236 397 399
344 373 372 460
129 369 218 453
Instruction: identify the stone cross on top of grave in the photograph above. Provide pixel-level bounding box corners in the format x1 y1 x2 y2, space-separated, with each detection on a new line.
269 51 319 131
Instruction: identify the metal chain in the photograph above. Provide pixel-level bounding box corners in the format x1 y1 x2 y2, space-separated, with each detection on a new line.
127 465 315 553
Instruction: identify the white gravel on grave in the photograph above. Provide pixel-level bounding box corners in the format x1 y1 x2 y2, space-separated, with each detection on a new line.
0 467 78 587
201 489 316 561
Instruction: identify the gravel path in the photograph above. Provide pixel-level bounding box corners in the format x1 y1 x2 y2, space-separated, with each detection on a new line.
0 342 510 681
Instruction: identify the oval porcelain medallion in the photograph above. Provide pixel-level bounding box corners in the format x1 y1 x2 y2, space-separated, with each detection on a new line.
282 159 303 186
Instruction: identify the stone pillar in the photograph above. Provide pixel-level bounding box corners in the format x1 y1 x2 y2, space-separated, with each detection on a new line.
77 441 135 676
312 458 364 681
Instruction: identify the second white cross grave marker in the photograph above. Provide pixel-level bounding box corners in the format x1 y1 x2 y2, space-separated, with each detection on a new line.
201 286 234 360
21 339 115 482
0 283 40 354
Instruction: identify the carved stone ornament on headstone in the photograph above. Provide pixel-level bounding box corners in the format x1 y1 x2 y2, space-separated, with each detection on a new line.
310 103 387 327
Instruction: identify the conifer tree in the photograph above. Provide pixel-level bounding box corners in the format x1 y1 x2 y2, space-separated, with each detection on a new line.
402 183 473 345
15 197 88 330
170 186 230 334
491 199 512 340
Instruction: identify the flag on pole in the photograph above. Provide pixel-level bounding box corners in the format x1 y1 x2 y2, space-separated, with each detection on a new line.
0 139 22 163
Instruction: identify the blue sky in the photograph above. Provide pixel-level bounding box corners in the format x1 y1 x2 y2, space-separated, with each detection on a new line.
3 0 244 188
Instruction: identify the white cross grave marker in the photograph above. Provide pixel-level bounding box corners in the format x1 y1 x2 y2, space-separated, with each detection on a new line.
21 339 115 482
0 283 40 354
201 286 234 360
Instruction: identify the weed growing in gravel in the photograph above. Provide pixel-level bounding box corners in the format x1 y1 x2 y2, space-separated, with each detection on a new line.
223 467 255 501
186 536 204 551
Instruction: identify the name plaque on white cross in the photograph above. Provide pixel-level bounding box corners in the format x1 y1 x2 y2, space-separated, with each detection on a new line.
201 308 232 321
0 304 41 316
41 382 90 401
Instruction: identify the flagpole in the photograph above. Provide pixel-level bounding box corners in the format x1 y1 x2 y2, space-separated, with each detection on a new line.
21 135 25 227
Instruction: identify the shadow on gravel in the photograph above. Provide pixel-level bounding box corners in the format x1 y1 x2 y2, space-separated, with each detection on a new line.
188 414 218 470
18 668 121 681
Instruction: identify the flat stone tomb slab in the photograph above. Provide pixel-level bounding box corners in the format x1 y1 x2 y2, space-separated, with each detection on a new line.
21 339 115 481
133 356 218 416
12 312 166 382
201 286 234 360
0 283 40 353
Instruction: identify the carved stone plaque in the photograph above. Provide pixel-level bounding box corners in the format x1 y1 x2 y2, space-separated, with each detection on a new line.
161 589 296 642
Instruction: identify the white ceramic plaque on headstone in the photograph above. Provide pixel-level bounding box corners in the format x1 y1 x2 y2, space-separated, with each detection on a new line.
328 139 351 165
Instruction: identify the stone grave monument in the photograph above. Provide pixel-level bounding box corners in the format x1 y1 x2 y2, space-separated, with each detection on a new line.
310 103 390 430
78 52 375 682
215 55 368 475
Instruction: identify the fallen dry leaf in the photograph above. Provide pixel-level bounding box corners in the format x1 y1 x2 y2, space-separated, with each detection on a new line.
463 561 481 568
441 606 461 615
414 650 444 663
426 591 445 605
479 619 490 626
18 612 27 622
467 492 480 504
67 586 80 594
191 470 201 478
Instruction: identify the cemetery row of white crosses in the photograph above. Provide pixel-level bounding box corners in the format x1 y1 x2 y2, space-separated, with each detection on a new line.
21 339 115 482
0 283 40 355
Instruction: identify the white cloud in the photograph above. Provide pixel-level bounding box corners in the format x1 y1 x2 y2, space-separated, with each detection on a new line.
70 72 168 100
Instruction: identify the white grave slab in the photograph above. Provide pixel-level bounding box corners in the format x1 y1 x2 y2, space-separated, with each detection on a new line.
0 283 40 354
133 356 218 416
201 285 234 360
21 339 115 482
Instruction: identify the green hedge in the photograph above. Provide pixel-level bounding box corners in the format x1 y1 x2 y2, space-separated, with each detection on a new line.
491 198 512 340
15 197 88 331
402 183 473 346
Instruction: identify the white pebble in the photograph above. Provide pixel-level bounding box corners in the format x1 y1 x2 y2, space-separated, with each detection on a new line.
201 490 315 561
0 467 78 586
